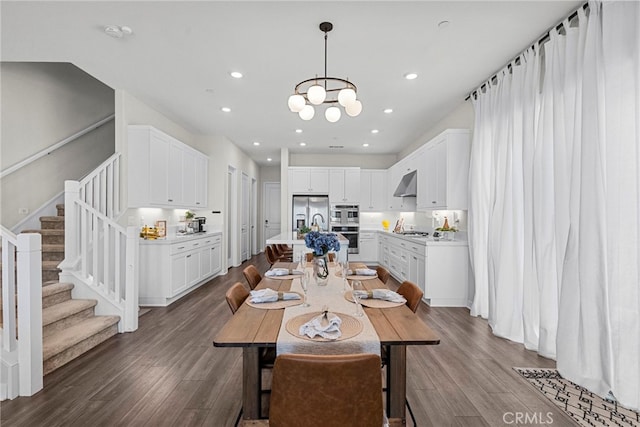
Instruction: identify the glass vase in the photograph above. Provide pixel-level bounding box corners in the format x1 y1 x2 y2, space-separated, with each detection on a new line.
313 255 330 286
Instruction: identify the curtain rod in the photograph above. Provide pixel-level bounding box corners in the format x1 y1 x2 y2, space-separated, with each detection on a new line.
465 1 589 101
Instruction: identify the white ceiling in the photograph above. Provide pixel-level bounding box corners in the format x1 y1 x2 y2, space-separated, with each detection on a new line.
1 1 581 165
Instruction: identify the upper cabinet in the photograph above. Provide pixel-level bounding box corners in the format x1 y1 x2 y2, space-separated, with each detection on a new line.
416 129 470 211
128 125 209 209
387 160 417 212
360 169 387 212
288 167 329 194
329 168 360 204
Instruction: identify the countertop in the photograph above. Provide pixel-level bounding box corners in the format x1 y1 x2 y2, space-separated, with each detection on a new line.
361 229 468 246
139 230 222 245
267 231 349 245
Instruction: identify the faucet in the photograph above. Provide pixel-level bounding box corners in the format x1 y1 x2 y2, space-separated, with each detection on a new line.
311 213 325 231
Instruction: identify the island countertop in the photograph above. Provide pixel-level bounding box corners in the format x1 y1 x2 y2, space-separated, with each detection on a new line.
266 231 349 245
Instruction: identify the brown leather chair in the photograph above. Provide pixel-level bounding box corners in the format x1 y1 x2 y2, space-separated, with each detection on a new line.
265 245 279 266
271 244 293 262
243 265 262 290
376 266 391 284
225 282 249 314
397 280 423 313
269 353 383 426
276 244 294 257
305 252 336 262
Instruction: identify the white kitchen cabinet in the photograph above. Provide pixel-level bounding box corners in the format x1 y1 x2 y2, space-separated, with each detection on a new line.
417 129 470 210
350 231 377 263
329 168 360 204
139 232 222 306
360 170 387 212
128 125 209 209
288 168 329 194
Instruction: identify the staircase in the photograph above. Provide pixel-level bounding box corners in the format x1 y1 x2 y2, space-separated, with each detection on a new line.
17 204 120 375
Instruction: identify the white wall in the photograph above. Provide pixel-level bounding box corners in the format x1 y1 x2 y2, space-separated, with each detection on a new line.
398 101 474 160
1 62 115 229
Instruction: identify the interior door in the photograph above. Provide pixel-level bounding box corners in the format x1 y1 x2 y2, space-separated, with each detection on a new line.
241 173 249 262
264 182 281 247
251 177 257 255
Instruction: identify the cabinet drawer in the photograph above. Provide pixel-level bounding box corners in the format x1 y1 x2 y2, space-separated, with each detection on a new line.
398 240 426 257
170 239 202 255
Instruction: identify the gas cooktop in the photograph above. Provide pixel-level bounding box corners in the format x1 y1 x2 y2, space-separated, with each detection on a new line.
395 231 430 237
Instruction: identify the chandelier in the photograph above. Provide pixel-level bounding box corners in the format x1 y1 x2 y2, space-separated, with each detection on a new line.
287 22 362 123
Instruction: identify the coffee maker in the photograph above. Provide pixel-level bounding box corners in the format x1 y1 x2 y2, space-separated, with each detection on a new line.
194 217 207 233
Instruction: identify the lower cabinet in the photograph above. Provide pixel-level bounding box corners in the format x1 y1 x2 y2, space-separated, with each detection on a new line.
377 232 470 307
140 233 222 306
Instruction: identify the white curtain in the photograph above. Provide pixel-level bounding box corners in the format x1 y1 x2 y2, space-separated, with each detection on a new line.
468 0 640 411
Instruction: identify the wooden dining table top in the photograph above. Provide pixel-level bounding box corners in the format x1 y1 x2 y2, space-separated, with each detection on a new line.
214 262 440 348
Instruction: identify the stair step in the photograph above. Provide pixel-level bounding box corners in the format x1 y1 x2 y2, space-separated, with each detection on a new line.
56 204 65 217
43 315 120 375
40 216 64 230
42 282 74 308
43 244 64 262
42 260 61 282
43 299 97 337
22 229 64 245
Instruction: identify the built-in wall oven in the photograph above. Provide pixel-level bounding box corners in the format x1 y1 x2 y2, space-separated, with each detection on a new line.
330 225 359 254
330 205 359 225
330 205 359 254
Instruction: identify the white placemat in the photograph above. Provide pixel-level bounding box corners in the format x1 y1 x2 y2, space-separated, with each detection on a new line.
276 266 381 356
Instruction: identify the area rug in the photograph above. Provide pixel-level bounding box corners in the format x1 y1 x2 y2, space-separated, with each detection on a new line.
514 368 639 427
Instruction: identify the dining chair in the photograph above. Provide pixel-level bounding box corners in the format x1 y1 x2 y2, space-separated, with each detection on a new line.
276 243 294 257
305 252 336 262
225 282 249 314
243 265 262 290
271 244 293 262
269 353 384 427
376 266 391 284
264 245 279 266
397 280 423 313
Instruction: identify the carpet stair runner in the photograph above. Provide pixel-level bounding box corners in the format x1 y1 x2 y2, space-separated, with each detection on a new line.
1 204 120 375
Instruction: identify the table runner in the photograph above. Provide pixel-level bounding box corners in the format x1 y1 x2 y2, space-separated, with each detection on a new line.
276 264 381 356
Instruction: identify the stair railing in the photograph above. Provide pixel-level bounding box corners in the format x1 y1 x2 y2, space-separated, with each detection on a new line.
61 180 138 332
79 152 121 219
1 226 43 399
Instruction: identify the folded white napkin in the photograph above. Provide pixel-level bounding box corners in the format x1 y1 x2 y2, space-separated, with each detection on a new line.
299 312 342 339
265 268 304 277
353 289 406 303
250 288 301 303
346 268 376 276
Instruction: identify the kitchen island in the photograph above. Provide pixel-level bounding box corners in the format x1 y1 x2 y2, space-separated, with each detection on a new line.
266 232 349 263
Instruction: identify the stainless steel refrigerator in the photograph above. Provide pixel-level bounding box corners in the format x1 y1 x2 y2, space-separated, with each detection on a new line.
292 196 330 231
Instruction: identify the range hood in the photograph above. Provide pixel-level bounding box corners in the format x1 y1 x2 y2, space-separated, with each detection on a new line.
393 170 417 197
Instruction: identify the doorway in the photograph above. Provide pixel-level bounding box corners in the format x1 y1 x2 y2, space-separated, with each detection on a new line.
251 177 257 255
241 172 249 262
227 166 237 267
263 182 281 248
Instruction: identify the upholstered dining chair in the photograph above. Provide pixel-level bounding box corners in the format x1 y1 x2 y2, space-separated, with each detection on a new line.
225 282 249 314
264 245 280 266
269 353 383 427
396 280 423 313
243 265 262 290
276 243 294 257
305 252 336 262
376 266 391 284
271 244 293 262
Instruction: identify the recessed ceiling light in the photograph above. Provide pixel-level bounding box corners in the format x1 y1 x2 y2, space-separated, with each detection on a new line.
104 25 133 39
267 157 273 162
230 71 243 79
295 129 303 133
371 129 379 134
253 141 260 146
438 20 451 29
404 73 418 80
384 108 393 114
221 107 231 112
299 142 307 146
205 88 215 93
362 143 370 147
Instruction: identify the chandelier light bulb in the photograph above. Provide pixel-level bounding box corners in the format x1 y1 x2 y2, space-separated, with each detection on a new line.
325 106 341 123
345 100 362 117
288 94 306 112
299 105 315 121
338 88 356 107
307 84 326 105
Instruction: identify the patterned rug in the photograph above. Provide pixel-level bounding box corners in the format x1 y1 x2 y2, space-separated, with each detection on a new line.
514 368 640 427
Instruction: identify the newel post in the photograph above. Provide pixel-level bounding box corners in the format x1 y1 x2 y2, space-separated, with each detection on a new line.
123 226 139 332
63 180 80 268
17 233 43 396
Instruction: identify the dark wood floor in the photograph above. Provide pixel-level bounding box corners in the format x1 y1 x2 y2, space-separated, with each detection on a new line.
1 253 576 427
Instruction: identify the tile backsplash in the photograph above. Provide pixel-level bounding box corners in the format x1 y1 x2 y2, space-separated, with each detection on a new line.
360 210 467 233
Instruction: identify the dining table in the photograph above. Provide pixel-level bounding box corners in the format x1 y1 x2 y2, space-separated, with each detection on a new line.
213 261 440 423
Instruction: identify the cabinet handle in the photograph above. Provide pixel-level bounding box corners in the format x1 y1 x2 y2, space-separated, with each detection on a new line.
196 202 200 205
187 254 192 258
177 246 185 250
168 199 173 202
432 201 436 204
